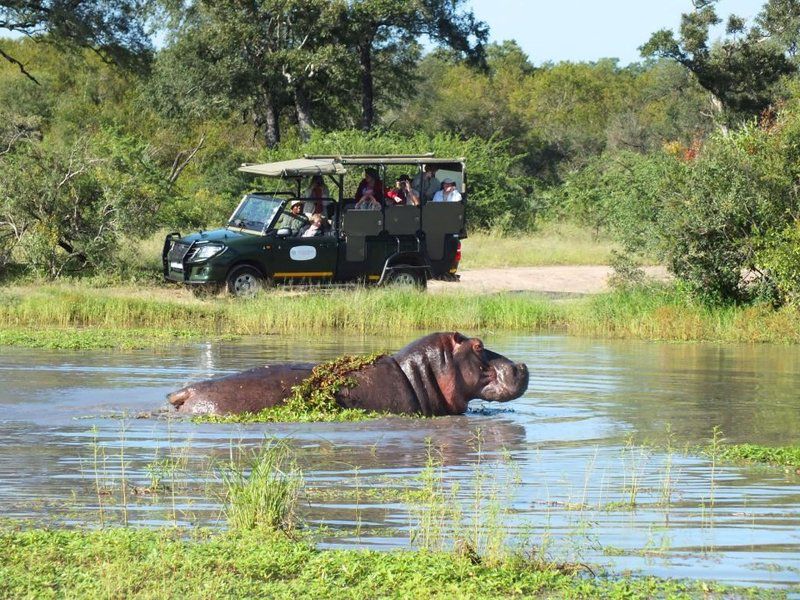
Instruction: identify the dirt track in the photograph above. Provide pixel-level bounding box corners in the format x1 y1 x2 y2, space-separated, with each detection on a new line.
428 266 669 295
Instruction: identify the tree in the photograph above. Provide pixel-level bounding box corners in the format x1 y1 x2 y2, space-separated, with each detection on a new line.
640 0 795 128
756 0 800 59
151 0 350 147
0 0 152 81
344 0 488 131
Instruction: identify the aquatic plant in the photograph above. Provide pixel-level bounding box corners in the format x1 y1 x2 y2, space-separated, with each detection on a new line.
713 443 800 469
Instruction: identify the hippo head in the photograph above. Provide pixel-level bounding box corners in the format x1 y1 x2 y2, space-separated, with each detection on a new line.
448 333 529 406
395 332 529 415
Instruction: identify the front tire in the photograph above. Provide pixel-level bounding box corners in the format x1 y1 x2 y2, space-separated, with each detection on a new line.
226 265 267 298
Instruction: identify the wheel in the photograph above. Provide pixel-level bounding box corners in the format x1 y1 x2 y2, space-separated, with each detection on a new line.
226 265 266 298
386 266 427 290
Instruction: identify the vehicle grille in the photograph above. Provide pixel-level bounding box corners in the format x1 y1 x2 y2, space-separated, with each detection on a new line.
167 241 192 264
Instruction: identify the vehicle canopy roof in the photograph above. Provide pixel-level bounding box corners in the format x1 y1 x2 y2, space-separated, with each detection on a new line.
238 154 465 178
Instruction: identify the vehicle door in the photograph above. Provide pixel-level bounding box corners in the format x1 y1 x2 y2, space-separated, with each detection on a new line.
270 206 338 282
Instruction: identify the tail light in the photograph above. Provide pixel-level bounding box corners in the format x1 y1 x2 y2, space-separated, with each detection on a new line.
455 241 462 264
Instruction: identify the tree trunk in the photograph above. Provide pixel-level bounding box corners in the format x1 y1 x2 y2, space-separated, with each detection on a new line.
709 94 729 136
257 86 281 148
294 85 314 141
358 41 374 131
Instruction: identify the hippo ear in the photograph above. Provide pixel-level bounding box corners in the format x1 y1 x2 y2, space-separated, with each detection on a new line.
453 332 467 344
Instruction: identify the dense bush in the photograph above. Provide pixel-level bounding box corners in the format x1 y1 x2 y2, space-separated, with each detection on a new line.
0 130 171 276
562 110 800 305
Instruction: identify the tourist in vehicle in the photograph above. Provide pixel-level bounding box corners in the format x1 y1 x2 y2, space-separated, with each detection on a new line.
301 213 327 237
432 178 462 202
277 200 308 235
302 175 330 214
354 168 383 210
412 164 440 203
386 174 420 206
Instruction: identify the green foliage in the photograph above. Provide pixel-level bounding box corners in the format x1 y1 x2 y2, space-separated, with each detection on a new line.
561 104 800 304
714 443 800 468
757 223 800 304
0 0 151 80
0 129 171 277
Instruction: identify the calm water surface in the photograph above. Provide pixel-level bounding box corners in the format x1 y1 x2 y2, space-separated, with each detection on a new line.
1 333 799 589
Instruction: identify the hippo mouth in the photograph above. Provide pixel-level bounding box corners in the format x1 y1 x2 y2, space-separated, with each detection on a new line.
478 361 529 402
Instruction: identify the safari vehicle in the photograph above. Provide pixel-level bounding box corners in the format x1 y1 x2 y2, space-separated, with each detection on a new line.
162 154 466 297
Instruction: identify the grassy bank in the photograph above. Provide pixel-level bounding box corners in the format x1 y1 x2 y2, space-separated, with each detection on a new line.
2 284 800 348
0 526 765 600
460 224 617 268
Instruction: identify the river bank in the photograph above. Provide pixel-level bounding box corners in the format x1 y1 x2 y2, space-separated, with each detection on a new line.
1 282 799 349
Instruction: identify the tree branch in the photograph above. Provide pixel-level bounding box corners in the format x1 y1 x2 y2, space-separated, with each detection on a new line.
169 134 206 184
0 47 40 85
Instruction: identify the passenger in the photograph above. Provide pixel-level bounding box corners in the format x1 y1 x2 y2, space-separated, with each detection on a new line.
386 174 420 206
301 213 327 237
303 174 330 214
432 178 462 203
412 164 440 204
354 167 383 210
277 200 308 235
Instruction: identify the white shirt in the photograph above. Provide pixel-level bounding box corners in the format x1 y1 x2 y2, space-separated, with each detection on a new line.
432 188 462 202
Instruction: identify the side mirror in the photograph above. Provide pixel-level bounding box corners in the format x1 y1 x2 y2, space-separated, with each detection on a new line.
277 228 292 238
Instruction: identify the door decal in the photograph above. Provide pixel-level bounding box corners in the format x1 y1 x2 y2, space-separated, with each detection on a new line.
290 245 317 261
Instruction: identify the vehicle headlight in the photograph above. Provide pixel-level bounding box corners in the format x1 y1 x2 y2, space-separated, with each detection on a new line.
191 243 226 261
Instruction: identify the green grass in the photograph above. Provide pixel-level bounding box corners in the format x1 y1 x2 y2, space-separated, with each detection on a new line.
0 526 772 600
2 283 800 347
219 441 302 532
0 327 234 349
461 224 617 269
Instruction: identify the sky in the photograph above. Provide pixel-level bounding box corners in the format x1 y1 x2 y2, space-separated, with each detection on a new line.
467 0 768 65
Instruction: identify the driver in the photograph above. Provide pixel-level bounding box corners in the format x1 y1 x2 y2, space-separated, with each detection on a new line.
277 200 308 236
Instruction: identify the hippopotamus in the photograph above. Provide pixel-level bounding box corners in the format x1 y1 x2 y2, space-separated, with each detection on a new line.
167 332 529 417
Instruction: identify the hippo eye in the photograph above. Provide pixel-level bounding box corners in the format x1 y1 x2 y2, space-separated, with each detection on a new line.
472 340 483 354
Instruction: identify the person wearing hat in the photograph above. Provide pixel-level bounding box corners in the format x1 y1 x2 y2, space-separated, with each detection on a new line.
276 199 308 235
385 174 420 206
412 164 440 203
354 167 384 210
432 178 462 203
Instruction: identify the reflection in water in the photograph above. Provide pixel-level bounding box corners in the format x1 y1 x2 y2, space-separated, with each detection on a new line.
0 334 799 588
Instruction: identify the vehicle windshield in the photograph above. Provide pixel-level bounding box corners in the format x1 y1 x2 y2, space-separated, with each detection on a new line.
227 194 283 232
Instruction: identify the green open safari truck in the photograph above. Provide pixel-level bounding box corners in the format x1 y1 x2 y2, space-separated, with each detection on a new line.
162 154 467 297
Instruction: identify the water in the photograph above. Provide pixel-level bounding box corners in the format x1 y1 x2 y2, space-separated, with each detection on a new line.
1 333 799 589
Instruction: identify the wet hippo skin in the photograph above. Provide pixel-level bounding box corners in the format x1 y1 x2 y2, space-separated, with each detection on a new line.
167 332 529 417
